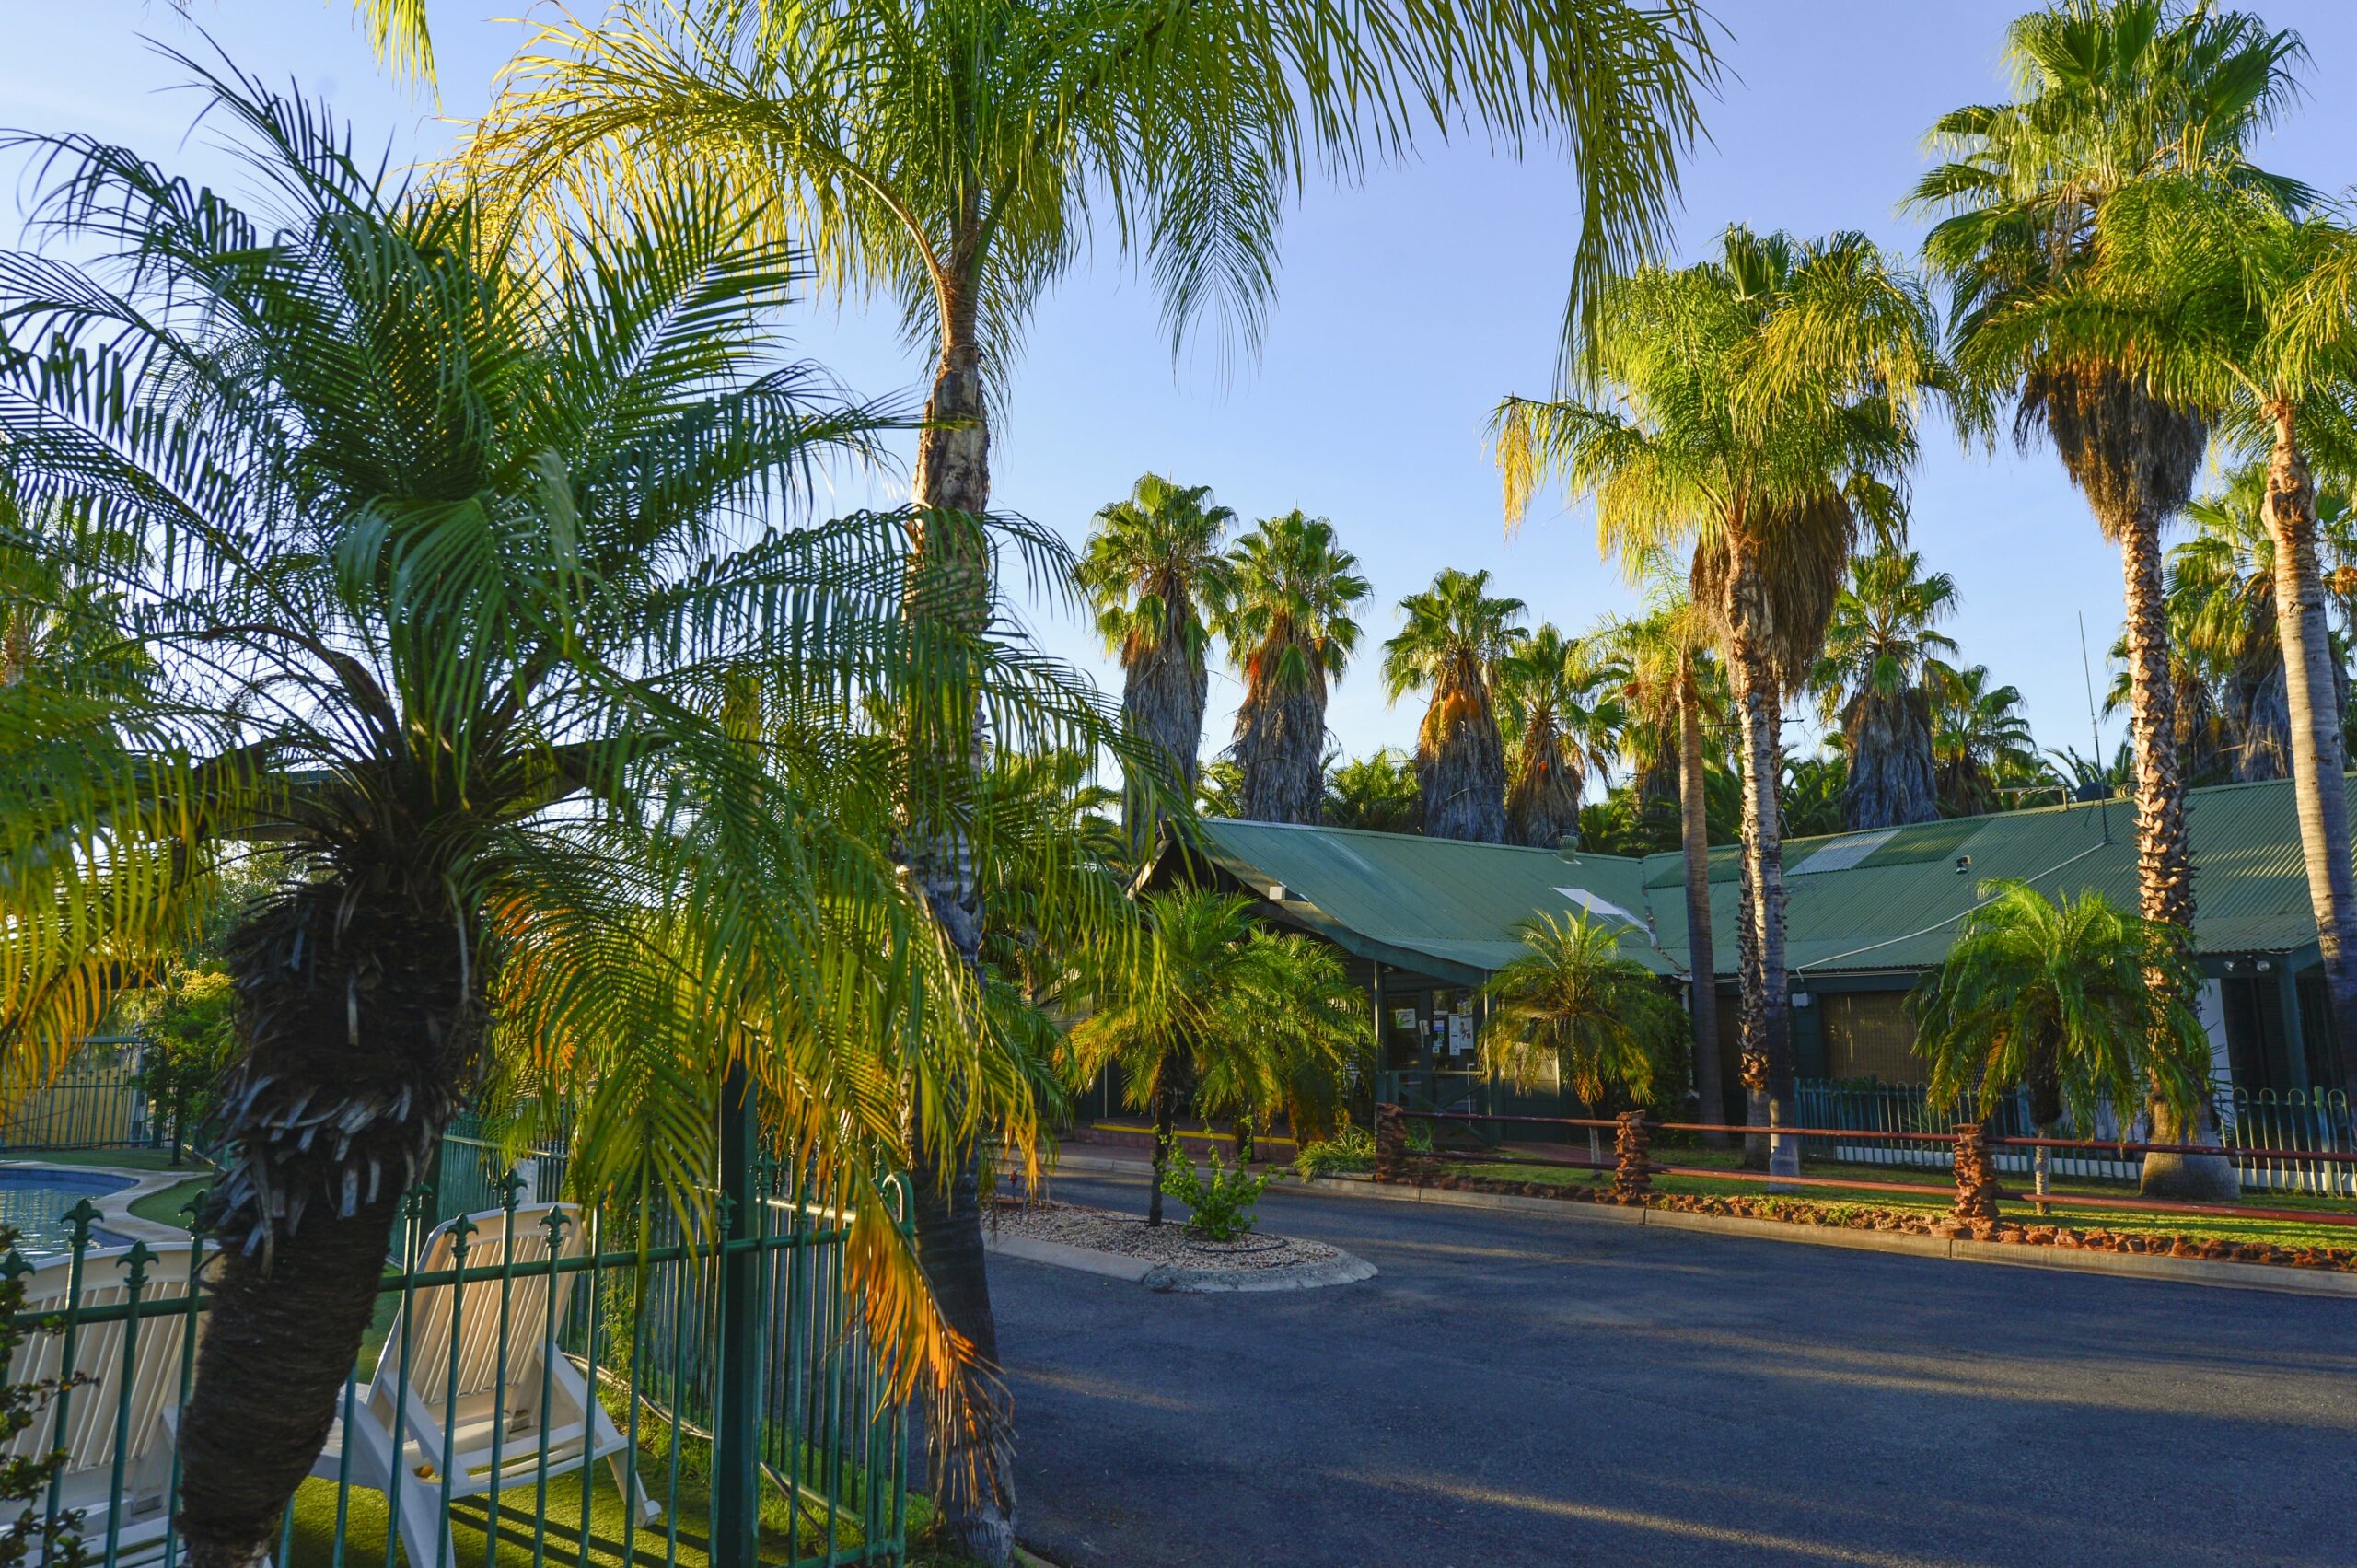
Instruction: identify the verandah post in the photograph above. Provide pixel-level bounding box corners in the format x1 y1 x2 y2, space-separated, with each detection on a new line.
714 1063 761 1568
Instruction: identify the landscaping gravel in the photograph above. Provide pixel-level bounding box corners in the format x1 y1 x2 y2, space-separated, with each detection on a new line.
988 1199 1339 1272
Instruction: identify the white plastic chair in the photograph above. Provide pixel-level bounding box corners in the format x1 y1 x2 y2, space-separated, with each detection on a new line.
311 1202 657 1568
2 1241 207 1567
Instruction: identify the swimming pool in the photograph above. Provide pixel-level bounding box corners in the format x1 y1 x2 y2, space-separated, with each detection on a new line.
0 1168 135 1257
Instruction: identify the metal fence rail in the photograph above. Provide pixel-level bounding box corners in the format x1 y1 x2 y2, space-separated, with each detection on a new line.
0 1125 912 1567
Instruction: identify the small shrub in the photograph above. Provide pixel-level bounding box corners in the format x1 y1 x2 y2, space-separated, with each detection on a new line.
1160 1150 1271 1242
1404 1120 1434 1155
1294 1118 1376 1179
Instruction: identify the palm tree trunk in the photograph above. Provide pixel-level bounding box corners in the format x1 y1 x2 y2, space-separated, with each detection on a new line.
1237 664 1329 824
1728 557 1799 1179
1122 605 1209 855
1736 831 1769 1169
905 287 1017 1565
2260 403 2357 1106
179 1187 411 1568
178 887 475 1568
1679 682 1726 1145
2117 504 2238 1201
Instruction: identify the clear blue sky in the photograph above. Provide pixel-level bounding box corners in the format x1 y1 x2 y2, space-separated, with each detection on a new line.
10 2 2357 788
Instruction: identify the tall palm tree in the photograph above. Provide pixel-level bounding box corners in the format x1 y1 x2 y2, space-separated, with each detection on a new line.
1074 474 1235 853
1910 880 2208 1200
1498 625 1621 849
1216 511 1369 825
0 66 1127 1568
1068 889 1363 1224
1910 0 2308 1198
1810 546 1957 830
2071 171 2357 1103
1383 568 1527 843
1494 226 1940 1176
1927 662 2041 816
1600 584 1728 1132
1480 912 1685 1164
1323 748 1421 835
466 16 1718 1542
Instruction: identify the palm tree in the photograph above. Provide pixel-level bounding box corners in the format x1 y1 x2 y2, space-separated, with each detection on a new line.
1780 750 1849 841
1323 749 1421 835
1075 474 1235 853
1597 586 1728 1132
1216 511 1370 825
467 18 1718 1539
1498 625 1621 849
1199 928 1369 1162
2167 470 2295 782
1910 0 2308 1199
1493 226 1940 1177
1809 546 1957 830
1383 568 1527 843
1068 890 1362 1224
1927 662 2041 816
1909 880 2209 1200
0 496 149 700
0 69 1124 1567
1480 912 1685 1165
2073 170 2357 1102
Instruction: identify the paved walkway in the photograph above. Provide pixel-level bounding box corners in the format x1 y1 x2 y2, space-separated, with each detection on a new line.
994 1169 2357 1568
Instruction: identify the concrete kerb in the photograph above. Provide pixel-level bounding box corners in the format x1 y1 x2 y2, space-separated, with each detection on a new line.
1039 1149 2357 1300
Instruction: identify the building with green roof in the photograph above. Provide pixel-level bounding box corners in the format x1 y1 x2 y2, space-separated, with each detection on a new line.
1155 773 2353 1119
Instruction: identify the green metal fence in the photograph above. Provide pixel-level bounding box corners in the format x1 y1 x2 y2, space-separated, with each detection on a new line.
0 1039 162 1154
0 1110 912 1567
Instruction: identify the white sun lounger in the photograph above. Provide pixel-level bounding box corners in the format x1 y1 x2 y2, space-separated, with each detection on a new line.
1 1240 209 1567
310 1202 657 1568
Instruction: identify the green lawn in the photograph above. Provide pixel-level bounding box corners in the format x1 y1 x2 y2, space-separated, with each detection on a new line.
1457 1144 2357 1252
128 1175 212 1228
282 1385 910 1568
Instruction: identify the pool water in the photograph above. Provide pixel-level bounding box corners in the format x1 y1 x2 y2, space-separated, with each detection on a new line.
0 1169 135 1257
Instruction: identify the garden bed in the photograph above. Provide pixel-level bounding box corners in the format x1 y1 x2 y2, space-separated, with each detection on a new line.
989 1199 1339 1272
1392 1164 2357 1274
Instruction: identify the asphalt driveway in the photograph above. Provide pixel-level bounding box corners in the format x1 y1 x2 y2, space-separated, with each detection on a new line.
993 1169 2357 1568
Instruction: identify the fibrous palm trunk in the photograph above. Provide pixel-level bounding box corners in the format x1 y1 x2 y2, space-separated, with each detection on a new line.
1417 679 1509 843
1506 721 1582 848
1842 687 1940 830
903 297 1016 1565
179 882 478 1568
1725 556 1799 1179
2118 505 2237 1201
1235 665 1329 824
1679 686 1727 1145
2260 403 2357 1108
1122 598 1208 854
2231 658 2291 782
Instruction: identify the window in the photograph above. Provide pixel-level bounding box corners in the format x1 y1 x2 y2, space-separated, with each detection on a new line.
1820 991 1920 1085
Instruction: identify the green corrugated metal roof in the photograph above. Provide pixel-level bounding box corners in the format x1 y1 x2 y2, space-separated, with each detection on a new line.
1198 772 2353 982
1190 819 1675 982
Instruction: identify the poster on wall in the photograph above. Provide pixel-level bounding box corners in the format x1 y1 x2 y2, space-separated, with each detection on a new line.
1392 1007 1419 1032
1447 1011 1473 1055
